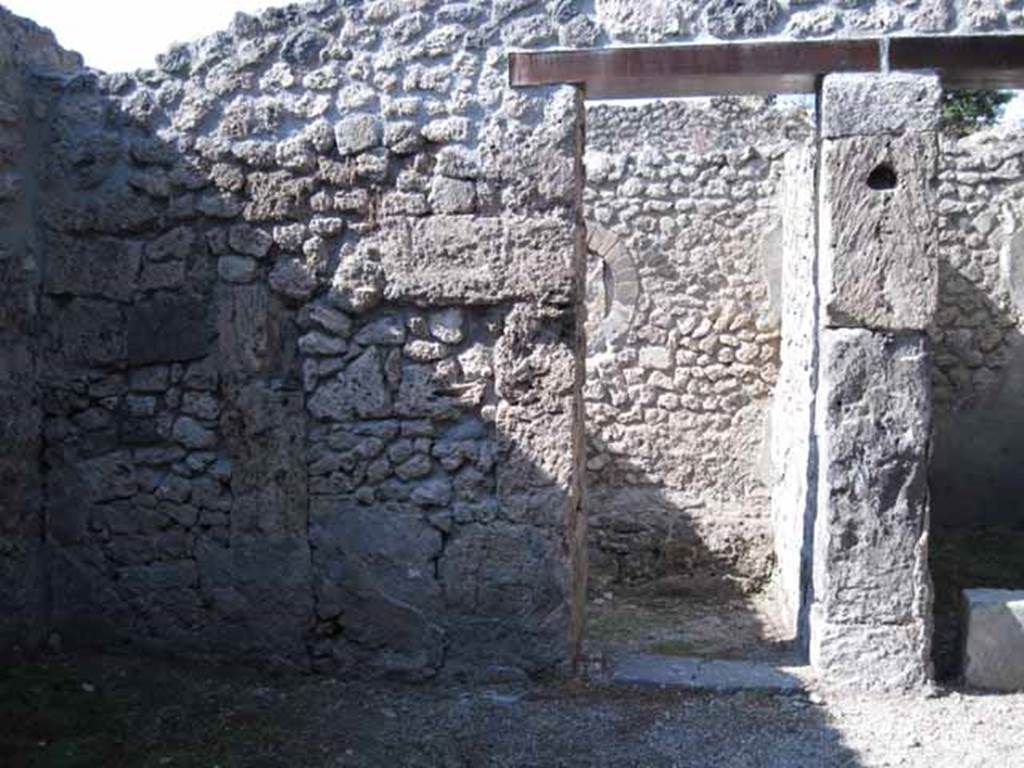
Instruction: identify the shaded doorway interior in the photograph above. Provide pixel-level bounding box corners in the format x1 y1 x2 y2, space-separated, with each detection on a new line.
927 86 1024 681
579 94 815 670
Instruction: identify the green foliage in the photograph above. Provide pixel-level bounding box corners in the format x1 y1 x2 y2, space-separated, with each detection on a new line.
942 89 1014 137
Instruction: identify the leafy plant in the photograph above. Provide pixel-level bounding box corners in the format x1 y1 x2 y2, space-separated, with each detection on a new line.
942 89 1014 136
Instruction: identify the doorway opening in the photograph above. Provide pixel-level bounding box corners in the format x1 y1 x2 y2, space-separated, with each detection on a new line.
928 86 1024 682
579 94 815 673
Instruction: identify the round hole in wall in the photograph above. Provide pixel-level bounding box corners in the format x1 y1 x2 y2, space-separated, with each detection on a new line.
866 163 898 191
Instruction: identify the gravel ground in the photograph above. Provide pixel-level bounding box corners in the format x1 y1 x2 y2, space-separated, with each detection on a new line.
1 653 1022 768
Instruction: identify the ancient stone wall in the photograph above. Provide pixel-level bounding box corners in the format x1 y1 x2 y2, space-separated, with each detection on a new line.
931 125 1024 529
1 0 1019 686
770 144 818 639
589 0 1020 42
0 14 82 652
582 98 812 593
21 1 587 680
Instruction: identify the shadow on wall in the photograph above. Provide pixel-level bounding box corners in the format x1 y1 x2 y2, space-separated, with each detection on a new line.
929 256 1024 679
6 2 592 685
582 437 797 663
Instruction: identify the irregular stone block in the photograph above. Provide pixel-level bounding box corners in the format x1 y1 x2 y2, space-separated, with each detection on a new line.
820 132 938 331
403 340 448 362
298 331 346 356
353 316 405 345
706 0 781 39
308 304 352 338
308 348 390 421
218 255 258 283
428 309 463 344
595 0 696 42
145 227 196 262
429 176 476 213
268 258 317 300
811 619 932 691
172 416 216 449
821 73 942 139
334 114 382 156
228 224 273 258
127 295 210 364
964 589 1024 692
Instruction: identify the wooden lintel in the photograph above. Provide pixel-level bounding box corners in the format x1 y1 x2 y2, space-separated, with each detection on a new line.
889 35 1024 89
510 35 1024 98
509 40 880 98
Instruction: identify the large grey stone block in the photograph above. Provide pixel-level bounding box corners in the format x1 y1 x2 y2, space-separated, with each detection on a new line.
819 132 938 331
964 589 1024 692
365 214 577 305
810 328 933 689
821 73 942 139
810 619 932 691
44 236 141 303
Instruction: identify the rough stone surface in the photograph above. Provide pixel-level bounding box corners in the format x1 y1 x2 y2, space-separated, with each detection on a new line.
589 0 1004 42
0 0 1005 691
811 329 934 690
0 1 587 679
819 76 940 332
583 98 812 592
963 588 1024 692
769 144 817 639
926 125 1024 679
821 74 943 139
811 73 938 691
929 125 1024 529
0 11 81 654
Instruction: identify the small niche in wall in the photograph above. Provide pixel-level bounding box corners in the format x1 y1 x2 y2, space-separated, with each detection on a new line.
866 163 898 191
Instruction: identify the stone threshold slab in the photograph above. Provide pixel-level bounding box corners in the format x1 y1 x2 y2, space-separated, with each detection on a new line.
611 654 814 693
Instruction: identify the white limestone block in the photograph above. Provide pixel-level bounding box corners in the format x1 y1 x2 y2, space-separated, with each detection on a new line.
964 589 1024 692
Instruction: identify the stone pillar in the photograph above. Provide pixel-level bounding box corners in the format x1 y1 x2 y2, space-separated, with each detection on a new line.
770 142 818 642
810 73 940 690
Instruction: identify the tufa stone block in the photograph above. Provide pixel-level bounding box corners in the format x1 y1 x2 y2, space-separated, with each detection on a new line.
811 328 933 689
819 132 938 331
821 73 942 139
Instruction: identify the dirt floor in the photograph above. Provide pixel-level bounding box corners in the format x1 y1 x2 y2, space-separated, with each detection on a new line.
2 653 1023 768
585 586 797 664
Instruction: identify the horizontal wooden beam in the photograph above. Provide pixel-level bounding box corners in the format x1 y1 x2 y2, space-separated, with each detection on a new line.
509 40 880 98
889 35 1024 89
510 35 1024 98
